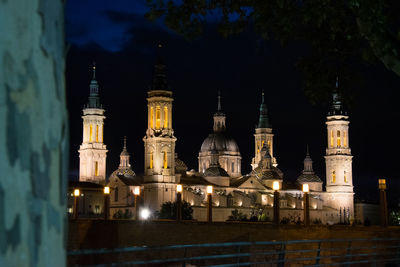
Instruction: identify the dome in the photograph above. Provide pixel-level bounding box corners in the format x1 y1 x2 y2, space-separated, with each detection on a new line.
109 168 136 180
200 133 240 153
204 166 229 177
251 166 282 181
297 174 322 183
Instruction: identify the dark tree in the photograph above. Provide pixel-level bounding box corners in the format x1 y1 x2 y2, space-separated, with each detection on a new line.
158 201 193 220
147 0 400 105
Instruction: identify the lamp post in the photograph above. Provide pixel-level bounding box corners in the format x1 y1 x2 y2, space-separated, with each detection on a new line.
273 181 280 225
176 184 183 222
104 186 110 220
302 184 310 226
207 185 213 223
379 179 388 227
134 186 140 221
73 189 80 220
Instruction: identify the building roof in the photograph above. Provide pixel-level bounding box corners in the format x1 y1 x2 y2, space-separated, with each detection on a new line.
296 174 323 183
204 165 229 177
68 181 104 189
200 132 240 153
180 174 216 186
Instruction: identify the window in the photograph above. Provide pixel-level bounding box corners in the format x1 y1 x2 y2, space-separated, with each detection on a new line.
332 170 336 183
330 130 334 147
231 162 235 173
95 161 99 176
156 106 161 129
344 131 347 147
150 107 154 128
89 124 93 142
115 187 119 202
267 140 271 148
262 140 265 147
164 106 168 128
96 125 99 142
257 141 260 153
344 171 348 183
150 152 153 169
337 130 341 147
163 151 168 169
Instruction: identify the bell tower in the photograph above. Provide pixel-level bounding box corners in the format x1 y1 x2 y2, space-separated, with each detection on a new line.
251 91 277 170
324 78 354 219
143 44 177 211
79 64 108 184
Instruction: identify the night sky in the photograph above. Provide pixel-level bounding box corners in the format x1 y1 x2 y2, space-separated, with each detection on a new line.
66 0 400 204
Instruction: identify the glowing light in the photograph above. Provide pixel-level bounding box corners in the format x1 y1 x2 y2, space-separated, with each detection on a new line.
379 179 386 190
272 181 280 191
134 187 140 196
302 184 309 193
74 189 80 197
176 184 182 193
140 208 151 220
104 186 110 194
206 185 213 194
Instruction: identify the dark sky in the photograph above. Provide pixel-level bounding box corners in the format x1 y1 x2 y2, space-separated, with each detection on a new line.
66 0 400 204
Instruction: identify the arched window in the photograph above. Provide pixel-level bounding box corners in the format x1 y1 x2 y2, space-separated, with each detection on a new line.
231 162 235 173
332 170 336 183
156 106 161 129
257 141 260 153
89 124 93 142
114 187 119 202
150 152 153 169
344 171 348 183
96 125 99 142
163 151 168 169
150 107 154 128
330 130 334 147
164 106 168 128
344 131 347 147
95 161 98 176
337 130 341 147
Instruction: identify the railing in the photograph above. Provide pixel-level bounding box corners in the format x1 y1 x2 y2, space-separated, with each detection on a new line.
68 237 400 266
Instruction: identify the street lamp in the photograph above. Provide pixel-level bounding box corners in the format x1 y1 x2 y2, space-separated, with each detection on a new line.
176 184 183 222
134 186 140 221
207 185 213 223
104 186 110 220
73 189 80 220
302 184 310 226
379 179 388 227
272 181 280 225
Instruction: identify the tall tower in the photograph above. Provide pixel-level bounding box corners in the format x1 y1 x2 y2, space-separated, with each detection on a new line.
79 64 108 184
251 91 277 170
324 78 354 219
143 44 177 211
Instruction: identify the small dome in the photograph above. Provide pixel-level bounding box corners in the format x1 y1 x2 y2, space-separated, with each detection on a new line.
200 133 240 153
251 167 282 180
297 174 322 183
175 158 188 174
110 168 136 180
204 166 229 177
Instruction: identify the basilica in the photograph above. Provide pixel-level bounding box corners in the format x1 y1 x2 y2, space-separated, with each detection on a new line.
76 51 354 223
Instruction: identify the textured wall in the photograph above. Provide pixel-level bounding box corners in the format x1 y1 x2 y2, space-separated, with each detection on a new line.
0 1 67 266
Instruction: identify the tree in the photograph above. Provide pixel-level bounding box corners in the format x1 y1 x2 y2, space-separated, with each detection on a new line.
0 0 67 266
158 201 193 220
147 0 400 105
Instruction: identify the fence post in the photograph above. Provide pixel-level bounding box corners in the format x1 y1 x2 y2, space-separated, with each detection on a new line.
277 242 286 267
315 241 322 265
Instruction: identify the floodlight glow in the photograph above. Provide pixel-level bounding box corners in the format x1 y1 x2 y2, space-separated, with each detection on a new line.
206 185 213 194
378 179 386 190
176 184 182 193
74 189 80 197
272 181 280 191
104 186 110 194
140 208 151 220
302 184 309 193
134 186 140 196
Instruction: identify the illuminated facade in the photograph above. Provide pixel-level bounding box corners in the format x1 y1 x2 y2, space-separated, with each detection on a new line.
142 47 177 211
78 65 108 184
76 56 355 223
324 80 354 216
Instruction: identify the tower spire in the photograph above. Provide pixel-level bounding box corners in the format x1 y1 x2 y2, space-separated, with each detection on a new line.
213 91 226 132
257 90 270 128
330 76 344 115
87 62 101 108
152 43 168 91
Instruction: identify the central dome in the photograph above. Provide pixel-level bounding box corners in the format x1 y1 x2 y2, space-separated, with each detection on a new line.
200 133 240 153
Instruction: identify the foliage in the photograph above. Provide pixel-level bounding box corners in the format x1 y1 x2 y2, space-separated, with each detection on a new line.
113 209 133 219
389 210 400 225
158 201 193 220
312 218 322 225
228 209 248 221
146 0 400 105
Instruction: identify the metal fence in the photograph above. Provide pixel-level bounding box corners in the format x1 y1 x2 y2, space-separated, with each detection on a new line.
68 237 400 266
